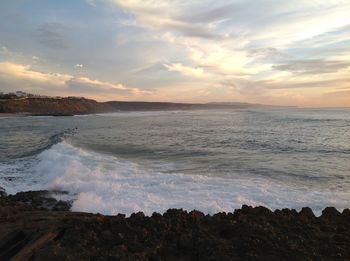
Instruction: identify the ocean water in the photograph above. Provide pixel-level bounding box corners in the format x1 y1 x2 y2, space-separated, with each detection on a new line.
0 108 349 216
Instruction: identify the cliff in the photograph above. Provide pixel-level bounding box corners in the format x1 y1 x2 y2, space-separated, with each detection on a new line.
0 96 270 115
0 97 115 115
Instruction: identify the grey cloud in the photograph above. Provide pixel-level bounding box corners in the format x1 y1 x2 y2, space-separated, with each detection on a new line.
222 76 350 91
35 23 70 49
177 3 235 24
248 47 290 60
154 19 225 40
116 2 227 40
273 59 350 74
174 26 222 39
221 77 265 95
175 25 220 39
263 78 350 90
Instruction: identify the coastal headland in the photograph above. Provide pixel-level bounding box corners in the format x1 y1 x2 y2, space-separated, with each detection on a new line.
0 92 281 116
0 190 349 260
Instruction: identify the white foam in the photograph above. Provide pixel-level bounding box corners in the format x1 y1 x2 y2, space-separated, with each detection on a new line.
2 141 350 216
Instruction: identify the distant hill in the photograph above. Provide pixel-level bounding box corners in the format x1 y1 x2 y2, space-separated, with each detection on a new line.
105 101 262 111
0 95 280 115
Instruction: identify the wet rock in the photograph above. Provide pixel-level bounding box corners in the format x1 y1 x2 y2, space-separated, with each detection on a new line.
52 200 71 211
0 187 6 197
1 190 71 210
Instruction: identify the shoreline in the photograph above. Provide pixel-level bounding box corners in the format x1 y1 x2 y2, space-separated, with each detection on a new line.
0 112 74 117
0 113 28 117
1 190 350 260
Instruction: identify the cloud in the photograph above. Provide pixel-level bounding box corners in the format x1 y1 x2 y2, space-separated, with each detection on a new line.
163 63 204 78
75 64 84 68
67 77 152 97
248 48 289 60
111 0 225 39
0 61 148 100
0 62 72 85
72 77 127 90
265 78 350 90
176 3 235 24
273 59 350 75
292 24 350 49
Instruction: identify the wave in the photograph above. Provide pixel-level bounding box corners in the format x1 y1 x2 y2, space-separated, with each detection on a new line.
10 128 78 160
2 141 349 216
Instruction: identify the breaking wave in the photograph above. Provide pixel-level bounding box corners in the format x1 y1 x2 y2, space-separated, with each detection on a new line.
2 140 349 216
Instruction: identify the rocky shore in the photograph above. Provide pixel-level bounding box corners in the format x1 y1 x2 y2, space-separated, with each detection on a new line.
1 190 350 260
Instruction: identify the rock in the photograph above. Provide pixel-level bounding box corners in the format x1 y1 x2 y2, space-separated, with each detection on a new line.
298 207 315 220
342 208 350 217
0 187 6 197
2 190 71 210
52 200 71 211
1 195 350 260
130 212 145 219
321 207 341 219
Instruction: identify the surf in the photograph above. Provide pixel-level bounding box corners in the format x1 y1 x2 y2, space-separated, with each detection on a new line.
1 140 348 216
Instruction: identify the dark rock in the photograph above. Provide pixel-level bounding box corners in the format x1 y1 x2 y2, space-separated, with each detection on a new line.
52 200 71 211
189 210 205 219
1 190 71 210
130 211 145 219
321 207 341 219
0 187 6 197
298 207 315 220
1 195 350 260
342 208 350 217
0 231 31 260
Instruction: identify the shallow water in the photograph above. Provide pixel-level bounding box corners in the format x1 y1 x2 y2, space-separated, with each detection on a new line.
0 108 349 215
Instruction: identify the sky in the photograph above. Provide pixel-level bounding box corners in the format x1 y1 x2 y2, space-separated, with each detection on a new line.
0 0 350 107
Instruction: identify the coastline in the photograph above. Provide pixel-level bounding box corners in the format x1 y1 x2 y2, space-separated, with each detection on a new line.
0 113 29 117
1 189 349 260
0 112 74 117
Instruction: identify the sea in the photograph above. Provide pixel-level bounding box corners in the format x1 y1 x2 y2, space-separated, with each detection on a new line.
0 108 349 216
